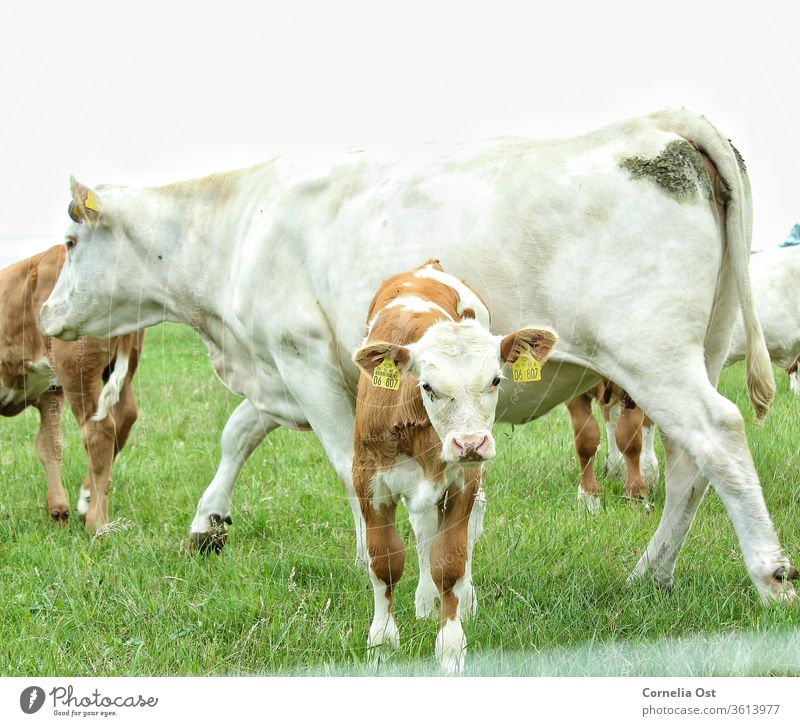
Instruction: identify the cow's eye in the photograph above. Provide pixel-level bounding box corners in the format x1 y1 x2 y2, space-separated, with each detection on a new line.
492 376 502 388
422 382 436 397
65 238 76 250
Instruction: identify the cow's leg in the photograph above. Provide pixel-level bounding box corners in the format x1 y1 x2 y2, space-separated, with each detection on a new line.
189 399 276 554
430 474 480 675
603 402 625 479
356 469 403 662
35 388 69 523
274 356 366 567
566 394 601 513
624 374 796 602
615 404 647 501
788 357 799 397
640 415 660 488
629 433 706 590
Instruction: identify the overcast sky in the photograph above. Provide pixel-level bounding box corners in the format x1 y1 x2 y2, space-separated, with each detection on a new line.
1 1 797 262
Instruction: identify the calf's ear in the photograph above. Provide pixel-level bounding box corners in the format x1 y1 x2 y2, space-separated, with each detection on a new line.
500 326 558 363
68 176 102 224
353 341 413 376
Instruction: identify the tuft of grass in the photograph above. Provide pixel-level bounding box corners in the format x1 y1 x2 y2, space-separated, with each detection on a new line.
0 323 798 675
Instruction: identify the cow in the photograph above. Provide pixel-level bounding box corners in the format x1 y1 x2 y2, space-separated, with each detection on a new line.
352 259 556 672
1 245 143 531
728 246 800 387
570 245 800 510
41 109 798 624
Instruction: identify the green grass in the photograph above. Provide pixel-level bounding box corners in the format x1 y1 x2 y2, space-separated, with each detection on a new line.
1 323 799 675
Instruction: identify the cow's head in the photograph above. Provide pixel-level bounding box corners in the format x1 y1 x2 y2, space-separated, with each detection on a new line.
353 320 557 464
40 178 169 340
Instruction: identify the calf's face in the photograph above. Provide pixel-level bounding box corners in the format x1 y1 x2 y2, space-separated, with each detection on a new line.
354 320 557 464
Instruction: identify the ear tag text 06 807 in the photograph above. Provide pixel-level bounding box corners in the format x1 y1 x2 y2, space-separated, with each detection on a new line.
511 353 542 383
372 357 400 390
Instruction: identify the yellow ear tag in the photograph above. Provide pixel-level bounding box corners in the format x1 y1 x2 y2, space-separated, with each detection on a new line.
372 357 401 390
84 190 99 212
511 353 542 383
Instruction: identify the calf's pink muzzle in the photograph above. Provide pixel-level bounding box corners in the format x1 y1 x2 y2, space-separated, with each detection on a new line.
448 432 495 462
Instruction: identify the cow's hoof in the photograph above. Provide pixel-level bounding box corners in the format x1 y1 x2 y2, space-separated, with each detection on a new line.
188 514 232 555
766 565 799 603
577 487 602 514
48 506 70 524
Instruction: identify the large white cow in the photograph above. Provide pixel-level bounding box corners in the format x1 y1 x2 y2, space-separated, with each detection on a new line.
41 109 797 613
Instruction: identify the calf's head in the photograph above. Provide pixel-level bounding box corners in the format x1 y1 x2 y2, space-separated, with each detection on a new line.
354 320 557 464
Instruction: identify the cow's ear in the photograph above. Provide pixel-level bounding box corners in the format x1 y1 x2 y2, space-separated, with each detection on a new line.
68 176 102 224
353 341 413 376
500 326 558 363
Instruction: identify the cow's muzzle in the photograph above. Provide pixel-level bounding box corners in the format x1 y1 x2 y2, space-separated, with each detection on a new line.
39 301 79 341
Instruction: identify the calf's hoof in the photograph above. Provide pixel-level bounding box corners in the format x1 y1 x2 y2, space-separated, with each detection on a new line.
436 619 466 675
367 616 400 669
577 487 601 514
47 505 70 524
188 514 232 555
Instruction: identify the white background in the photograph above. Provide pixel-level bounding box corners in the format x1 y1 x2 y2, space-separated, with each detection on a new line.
1 0 798 264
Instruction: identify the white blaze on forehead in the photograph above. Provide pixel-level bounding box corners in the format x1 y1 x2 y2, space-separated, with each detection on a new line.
413 264 490 328
364 294 454 341
386 295 455 320
413 320 500 393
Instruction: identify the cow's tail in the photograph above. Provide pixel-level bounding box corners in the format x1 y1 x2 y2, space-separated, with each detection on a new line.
657 109 775 420
92 335 134 422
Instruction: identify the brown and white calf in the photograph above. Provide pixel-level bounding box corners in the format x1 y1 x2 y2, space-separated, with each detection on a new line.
352 260 557 673
0 245 143 531
566 382 658 512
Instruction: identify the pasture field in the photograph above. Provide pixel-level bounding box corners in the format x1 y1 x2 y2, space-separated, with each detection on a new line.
1 323 799 676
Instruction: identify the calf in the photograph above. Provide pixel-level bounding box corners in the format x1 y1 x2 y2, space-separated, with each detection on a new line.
352 260 556 673
0 245 143 531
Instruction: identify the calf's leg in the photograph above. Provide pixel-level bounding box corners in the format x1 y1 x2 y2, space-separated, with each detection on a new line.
566 394 601 512
615 403 648 500
430 473 480 674
355 464 404 662
35 388 69 523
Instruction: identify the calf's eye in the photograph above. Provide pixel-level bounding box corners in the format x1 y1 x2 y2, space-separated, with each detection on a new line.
65 239 76 250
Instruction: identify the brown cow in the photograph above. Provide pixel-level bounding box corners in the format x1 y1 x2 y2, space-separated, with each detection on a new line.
566 381 658 512
0 245 143 531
